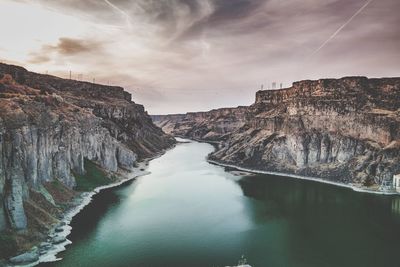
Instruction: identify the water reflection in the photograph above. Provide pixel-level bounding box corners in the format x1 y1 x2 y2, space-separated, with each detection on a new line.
68 189 121 241
391 197 400 216
237 174 400 267
39 141 400 267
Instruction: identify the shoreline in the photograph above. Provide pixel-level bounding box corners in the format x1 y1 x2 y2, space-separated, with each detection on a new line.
10 147 172 267
177 137 398 196
207 159 400 196
33 163 150 266
7 138 398 265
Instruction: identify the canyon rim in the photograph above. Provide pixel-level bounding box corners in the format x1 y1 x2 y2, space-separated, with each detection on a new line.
1 0 400 266
153 77 400 192
0 63 175 263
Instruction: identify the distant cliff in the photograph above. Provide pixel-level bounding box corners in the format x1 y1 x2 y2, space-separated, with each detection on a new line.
153 77 400 190
0 63 175 258
152 107 248 141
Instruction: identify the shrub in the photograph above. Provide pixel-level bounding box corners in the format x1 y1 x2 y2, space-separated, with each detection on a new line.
0 74 14 85
0 93 20 99
0 231 18 259
73 159 111 191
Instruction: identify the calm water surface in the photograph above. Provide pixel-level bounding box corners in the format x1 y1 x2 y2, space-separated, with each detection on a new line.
41 140 400 267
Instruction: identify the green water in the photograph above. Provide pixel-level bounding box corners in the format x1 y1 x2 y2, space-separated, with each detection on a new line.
41 140 400 267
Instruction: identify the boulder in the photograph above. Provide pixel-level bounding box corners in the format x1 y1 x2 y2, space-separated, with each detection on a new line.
9 247 39 264
52 236 67 244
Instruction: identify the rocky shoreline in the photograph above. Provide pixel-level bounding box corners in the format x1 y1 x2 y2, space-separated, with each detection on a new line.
2 134 176 267
4 159 154 267
176 137 399 195
153 76 400 193
207 159 399 196
0 63 175 263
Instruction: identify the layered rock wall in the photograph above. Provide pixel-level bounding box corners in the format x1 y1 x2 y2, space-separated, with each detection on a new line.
0 63 175 232
154 77 400 189
151 107 248 141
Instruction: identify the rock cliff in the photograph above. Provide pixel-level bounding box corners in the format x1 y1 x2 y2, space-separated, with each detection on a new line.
0 63 174 258
152 106 248 141
153 77 400 189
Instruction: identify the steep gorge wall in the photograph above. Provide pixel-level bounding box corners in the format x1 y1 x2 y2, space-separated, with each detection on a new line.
152 106 249 141
0 63 175 234
0 105 133 230
154 77 400 189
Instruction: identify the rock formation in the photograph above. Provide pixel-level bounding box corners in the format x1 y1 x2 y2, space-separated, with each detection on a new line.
152 106 248 141
153 77 400 189
0 63 174 258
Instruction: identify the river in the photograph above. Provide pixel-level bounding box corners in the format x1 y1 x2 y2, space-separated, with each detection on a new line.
40 139 400 267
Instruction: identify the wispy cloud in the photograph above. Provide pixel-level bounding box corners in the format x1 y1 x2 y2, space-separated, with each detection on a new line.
311 0 375 56
103 0 132 29
1 0 399 114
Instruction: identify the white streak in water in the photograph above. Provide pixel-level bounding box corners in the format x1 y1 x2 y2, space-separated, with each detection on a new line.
312 0 374 56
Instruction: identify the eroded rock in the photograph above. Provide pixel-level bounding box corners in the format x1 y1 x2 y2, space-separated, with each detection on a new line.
153 77 400 188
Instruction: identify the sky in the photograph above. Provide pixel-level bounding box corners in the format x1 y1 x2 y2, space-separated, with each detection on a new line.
0 0 399 114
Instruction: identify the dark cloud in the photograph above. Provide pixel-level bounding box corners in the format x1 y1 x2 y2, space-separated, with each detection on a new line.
208 0 264 20
25 0 269 38
5 0 400 114
177 0 269 39
28 37 104 64
48 37 101 55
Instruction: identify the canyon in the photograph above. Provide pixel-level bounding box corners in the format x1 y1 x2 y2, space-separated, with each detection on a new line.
153 77 400 190
2 65 400 265
0 63 175 260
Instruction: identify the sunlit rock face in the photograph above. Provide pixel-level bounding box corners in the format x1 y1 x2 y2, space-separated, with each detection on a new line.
0 63 175 231
153 77 400 188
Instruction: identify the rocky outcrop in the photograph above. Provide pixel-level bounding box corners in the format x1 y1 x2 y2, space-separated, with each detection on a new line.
0 63 174 257
151 107 248 141
9 247 39 264
153 77 400 189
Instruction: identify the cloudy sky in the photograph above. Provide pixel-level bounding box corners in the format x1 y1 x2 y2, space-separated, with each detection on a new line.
0 0 399 114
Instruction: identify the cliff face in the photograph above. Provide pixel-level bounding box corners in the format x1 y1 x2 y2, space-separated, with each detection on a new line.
151 107 248 141
153 77 400 189
0 63 175 236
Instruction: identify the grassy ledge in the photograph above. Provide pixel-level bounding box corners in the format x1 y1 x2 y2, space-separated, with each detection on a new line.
73 159 114 192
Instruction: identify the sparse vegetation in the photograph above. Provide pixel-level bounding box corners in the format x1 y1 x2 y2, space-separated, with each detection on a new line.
73 159 111 191
0 93 22 99
0 74 13 85
0 231 18 259
0 74 40 96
